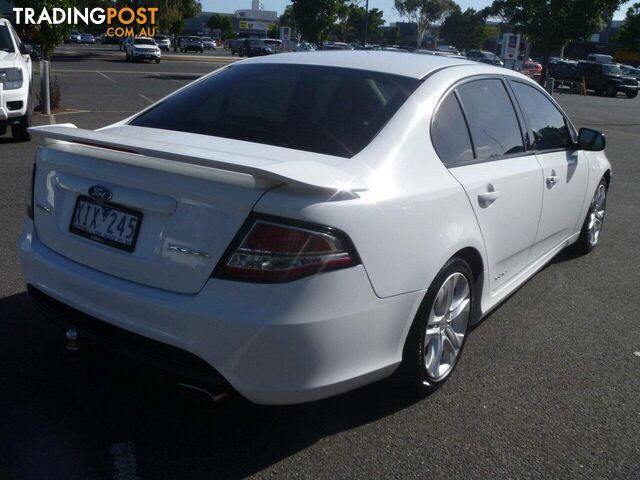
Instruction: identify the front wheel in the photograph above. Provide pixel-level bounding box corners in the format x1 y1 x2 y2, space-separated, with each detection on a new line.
12 92 32 142
574 178 608 254
398 258 474 394
626 90 638 98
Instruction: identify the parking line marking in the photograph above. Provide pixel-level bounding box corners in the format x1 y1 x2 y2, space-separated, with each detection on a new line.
138 94 154 104
96 71 117 83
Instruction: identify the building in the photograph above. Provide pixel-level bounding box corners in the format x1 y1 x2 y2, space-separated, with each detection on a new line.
183 0 278 38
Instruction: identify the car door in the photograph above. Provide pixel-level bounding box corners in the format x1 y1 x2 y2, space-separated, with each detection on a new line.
432 78 544 293
509 80 590 261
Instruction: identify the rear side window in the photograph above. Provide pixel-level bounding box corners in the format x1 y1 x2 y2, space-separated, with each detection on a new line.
130 64 419 158
510 82 571 151
455 79 524 160
431 93 474 167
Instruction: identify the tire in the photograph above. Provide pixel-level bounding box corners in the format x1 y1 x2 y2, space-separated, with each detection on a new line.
626 90 638 98
573 178 608 255
0 126 6 136
605 83 617 97
156 59 160 64
398 257 474 394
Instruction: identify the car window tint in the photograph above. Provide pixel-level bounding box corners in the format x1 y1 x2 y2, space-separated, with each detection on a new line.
511 82 571 151
456 79 524 159
431 93 474 167
0 25 15 53
130 64 419 158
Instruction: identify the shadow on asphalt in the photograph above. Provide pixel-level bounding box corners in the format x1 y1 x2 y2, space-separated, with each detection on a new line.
0 292 425 479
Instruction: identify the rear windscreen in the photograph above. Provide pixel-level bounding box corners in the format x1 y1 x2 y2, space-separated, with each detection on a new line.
129 64 420 158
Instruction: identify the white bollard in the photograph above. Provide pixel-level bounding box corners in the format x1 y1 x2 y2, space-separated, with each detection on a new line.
40 60 50 114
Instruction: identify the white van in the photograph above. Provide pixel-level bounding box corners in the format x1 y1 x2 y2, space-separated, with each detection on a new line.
587 53 614 64
0 19 33 141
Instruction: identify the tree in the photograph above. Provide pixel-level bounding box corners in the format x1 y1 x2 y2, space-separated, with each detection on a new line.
14 0 75 59
394 0 457 47
618 3 640 53
207 14 235 40
489 0 622 84
291 0 341 45
439 6 487 53
267 23 280 39
348 6 385 44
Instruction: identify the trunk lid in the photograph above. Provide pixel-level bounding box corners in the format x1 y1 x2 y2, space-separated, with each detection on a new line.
29 124 364 294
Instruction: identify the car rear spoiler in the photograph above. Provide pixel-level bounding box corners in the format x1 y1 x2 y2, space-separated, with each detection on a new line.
28 124 367 193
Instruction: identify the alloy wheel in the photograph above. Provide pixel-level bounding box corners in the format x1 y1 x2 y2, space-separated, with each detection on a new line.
424 272 471 381
587 183 606 246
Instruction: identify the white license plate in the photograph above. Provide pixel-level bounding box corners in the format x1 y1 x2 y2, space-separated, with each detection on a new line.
69 197 142 252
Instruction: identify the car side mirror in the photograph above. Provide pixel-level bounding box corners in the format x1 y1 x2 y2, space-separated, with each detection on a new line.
20 43 32 55
577 128 606 151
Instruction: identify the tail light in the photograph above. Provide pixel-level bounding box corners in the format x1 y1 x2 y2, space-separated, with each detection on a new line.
26 163 36 220
214 216 360 283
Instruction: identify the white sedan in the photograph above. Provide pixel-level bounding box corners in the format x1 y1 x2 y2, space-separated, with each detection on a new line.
20 52 611 405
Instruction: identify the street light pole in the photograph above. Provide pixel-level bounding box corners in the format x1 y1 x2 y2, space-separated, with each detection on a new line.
363 0 369 48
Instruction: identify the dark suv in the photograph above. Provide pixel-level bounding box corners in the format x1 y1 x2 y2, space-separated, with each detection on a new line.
574 61 639 98
238 39 273 57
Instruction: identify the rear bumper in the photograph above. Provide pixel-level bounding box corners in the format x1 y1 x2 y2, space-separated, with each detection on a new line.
18 220 423 404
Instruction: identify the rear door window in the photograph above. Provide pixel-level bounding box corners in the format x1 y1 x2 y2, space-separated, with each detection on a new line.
455 79 524 160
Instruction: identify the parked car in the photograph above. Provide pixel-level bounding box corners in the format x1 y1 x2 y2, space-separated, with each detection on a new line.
124 36 161 63
574 61 638 98
80 33 95 44
65 31 81 44
238 38 273 57
154 35 171 51
262 39 282 52
520 61 542 80
182 36 204 53
0 18 33 141
294 42 316 52
548 60 578 85
23 52 611 405
201 37 216 50
586 53 614 64
229 39 243 55
436 45 461 56
621 66 640 82
467 50 504 66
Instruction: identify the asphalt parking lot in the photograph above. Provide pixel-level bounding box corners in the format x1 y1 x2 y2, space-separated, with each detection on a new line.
1 51 639 479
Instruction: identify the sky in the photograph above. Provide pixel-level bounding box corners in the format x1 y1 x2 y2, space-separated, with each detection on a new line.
202 0 634 22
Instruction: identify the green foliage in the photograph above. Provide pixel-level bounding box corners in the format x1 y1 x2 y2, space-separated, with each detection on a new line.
489 0 621 56
394 0 457 46
618 3 640 53
291 0 340 44
159 0 202 35
14 0 76 59
439 6 487 52
350 6 385 43
207 14 235 39
267 23 279 39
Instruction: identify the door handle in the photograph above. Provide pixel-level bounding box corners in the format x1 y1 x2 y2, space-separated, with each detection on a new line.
546 170 559 188
478 185 501 207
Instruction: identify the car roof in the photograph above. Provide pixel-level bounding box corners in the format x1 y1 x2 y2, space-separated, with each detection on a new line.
241 51 473 79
